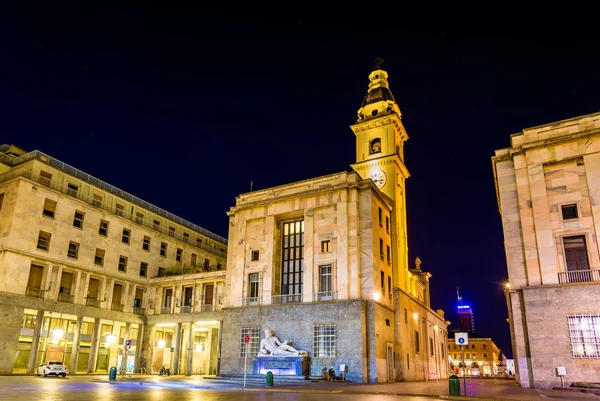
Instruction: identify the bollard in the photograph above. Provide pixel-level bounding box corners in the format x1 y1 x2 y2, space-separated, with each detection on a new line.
109 366 117 381
265 371 274 387
448 374 460 396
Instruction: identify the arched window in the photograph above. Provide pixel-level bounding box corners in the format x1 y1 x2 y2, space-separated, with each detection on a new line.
369 138 382 154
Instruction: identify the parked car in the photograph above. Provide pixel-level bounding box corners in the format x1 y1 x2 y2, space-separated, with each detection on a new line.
37 361 67 377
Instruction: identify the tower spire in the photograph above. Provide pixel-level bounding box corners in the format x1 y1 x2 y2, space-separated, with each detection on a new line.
457 287 462 304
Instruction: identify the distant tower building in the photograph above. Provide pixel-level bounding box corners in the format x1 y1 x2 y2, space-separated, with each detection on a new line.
456 287 475 332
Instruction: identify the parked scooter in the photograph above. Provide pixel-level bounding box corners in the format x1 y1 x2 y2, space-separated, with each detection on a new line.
159 366 171 376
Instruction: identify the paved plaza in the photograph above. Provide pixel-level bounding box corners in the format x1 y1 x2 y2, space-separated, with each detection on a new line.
0 375 598 401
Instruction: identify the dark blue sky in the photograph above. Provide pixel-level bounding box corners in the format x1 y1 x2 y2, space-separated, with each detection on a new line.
3 5 600 357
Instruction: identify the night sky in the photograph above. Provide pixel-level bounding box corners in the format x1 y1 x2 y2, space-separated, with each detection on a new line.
3 5 600 358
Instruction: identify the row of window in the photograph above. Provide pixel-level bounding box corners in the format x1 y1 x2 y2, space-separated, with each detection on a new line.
413 331 446 359
239 325 336 358
41 196 221 258
36 230 217 276
249 239 335 263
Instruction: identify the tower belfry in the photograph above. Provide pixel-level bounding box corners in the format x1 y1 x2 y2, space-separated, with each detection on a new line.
350 63 411 291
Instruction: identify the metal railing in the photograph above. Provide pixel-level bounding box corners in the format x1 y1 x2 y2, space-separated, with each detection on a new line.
200 303 213 312
58 293 74 303
160 307 172 314
312 291 338 302
0 163 227 257
242 297 262 306
558 269 600 284
133 306 145 315
272 294 302 304
179 306 192 313
26 287 44 298
111 303 124 312
86 298 101 308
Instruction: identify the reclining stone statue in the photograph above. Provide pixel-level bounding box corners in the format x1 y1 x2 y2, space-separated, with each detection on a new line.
258 329 308 357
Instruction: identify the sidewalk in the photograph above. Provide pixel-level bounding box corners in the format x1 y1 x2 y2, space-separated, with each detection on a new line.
101 374 600 400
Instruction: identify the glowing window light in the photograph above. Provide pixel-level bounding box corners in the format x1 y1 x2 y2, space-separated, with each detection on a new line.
157 340 166 348
374 292 381 301
106 335 117 344
51 329 65 339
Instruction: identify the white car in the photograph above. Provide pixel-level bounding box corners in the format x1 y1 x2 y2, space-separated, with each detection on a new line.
37 361 67 377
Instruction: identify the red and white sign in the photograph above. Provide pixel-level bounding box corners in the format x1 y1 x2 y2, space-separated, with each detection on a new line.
244 334 251 344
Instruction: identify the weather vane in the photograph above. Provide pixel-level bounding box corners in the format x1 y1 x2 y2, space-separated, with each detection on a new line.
373 57 384 70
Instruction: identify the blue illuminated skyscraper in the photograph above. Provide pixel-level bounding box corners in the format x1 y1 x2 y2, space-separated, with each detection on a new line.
456 287 475 332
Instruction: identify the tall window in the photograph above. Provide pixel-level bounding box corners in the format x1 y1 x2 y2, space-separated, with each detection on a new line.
37 231 51 251
183 232 190 243
42 199 56 218
139 262 147 277
564 235 589 271
176 248 183 262
135 212 144 224
0 193 3 210
430 337 434 357
73 211 85 228
142 236 151 251
118 256 127 272
314 324 336 357
122 228 131 244
94 248 105 266
249 273 259 299
67 241 79 259
191 253 197 267
415 331 420 353
282 220 304 295
169 226 175 237
240 328 260 357
378 207 382 225
387 245 391 263
568 314 600 358
99 220 109 236
379 238 384 258
160 242 167 257
319 265 333 295
385 216 390 233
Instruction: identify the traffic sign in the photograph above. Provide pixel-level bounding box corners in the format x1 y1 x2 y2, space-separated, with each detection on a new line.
244 334 251 344
455 332 469 345
124 339 131 351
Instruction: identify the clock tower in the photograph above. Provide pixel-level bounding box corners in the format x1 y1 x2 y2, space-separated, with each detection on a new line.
350 62 411 291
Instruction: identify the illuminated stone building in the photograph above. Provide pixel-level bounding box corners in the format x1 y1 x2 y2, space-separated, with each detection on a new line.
447 333 501 376
220 66 450 383
0 144 227 375
493 112 600 388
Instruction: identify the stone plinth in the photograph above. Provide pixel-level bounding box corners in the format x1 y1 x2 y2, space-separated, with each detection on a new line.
252 356 310 377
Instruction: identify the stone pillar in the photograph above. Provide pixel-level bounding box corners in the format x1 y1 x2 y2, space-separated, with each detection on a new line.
27 308 45 373
106 279 115 307
120 322 131 374
72 271 82 304
302 208 314 300
53 266 64 299
172 322 182 374
43 265 53 298
216 320 223 376
142 324 155 373
186 322 194 376
122 283 130 310
134 324 144 373
81 272 90 306
0 304 23 374
69 316 83 373
87 318 101 373
99 278 107 307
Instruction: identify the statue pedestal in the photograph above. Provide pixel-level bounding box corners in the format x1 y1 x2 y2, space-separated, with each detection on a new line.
252 356 310 377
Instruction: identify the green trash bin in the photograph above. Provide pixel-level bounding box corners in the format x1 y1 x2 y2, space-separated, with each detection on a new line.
109 366 117 381
265 371 274 387
448 374 460 396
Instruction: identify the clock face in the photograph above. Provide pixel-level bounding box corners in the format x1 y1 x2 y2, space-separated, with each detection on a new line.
370 169 387 189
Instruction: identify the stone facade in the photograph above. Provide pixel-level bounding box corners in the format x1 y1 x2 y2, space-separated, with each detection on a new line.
447 335 501 377
492 112 600 388
221 67 449 383
0 145 227 375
